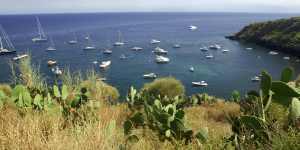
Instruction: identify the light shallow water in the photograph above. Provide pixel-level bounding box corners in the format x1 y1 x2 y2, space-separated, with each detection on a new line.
0 12 300 98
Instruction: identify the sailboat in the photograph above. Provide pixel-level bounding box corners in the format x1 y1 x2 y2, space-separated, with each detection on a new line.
0 25 16 55
113 31 125 46
32 16 47 43
47 36 56 51
68 32 78 45
83 34 96 50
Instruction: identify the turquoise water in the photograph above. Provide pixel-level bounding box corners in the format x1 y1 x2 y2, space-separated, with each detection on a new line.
0 12 299 98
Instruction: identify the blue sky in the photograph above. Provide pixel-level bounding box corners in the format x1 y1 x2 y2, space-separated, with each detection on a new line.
1 0 300 14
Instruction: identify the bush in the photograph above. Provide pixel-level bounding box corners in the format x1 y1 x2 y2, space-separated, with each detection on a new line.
0 84 12 97
296 75 300 88
142 77 185 99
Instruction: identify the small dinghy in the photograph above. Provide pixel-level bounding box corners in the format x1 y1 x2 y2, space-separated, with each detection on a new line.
120 54 127 60
246 47 253 50
209 44 221 50
192 81 208 87
92 61 98 64
283 56 290 60
188 25 198 30
143 73 157 79
13 54 28 61
99 61 111 68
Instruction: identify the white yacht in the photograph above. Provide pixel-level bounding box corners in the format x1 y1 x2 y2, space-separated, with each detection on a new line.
0 25 17 55
209 44 221 50
188 25 198 30
269 51 279 55
156 55 170 63
151 39 161 44
153 47 168 54
103 49 112 54
192 81 208 87
131 47 143 51
99 61 111 68
13 54 28 61
206 55 214 59
83 35 96 50
113 31 125 46
32 17 47 43
246 47 253 50
46 37 56 51
143 73 157 79
68 32 78 45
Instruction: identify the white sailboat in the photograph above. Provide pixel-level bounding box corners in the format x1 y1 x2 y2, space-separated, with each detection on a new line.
47 37 56 51
99 61 111 68
83 35 96 50
68 32 78 45
156 55 170 63
143 73 157 79
153 47 168 54
113 31 125 46
32 16 47 43
151 39 160 44
0 25 16 55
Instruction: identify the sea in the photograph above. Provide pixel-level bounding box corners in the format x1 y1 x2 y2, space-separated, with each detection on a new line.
0 12 300 99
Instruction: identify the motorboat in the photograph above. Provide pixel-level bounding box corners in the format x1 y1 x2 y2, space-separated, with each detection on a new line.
246 47 253 50
143 73 157 79
32 16 47 43
200 47 209 51
92 61 98 64
156 55 170 63
222 49 230 53
47 60 57 66
283 56 290 60
68 32 78 45
269 51 279 55
83 35 96 50
205 55 214 59
99 61 111 68
113 31 125 46
251 76 261 82
192 81 208 87
103 49 112 54
153 47 168 54
189 67 195 72
51 66 62 75
188 25 198 30
209 44 221 50
173 44 181 48
150 39 160 44
131 47 143 51
13 54 28 61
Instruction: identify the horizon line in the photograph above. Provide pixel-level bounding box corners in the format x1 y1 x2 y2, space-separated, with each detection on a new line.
1 11 300 16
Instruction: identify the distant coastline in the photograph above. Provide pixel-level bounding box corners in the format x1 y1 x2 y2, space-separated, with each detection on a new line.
226 17 300 56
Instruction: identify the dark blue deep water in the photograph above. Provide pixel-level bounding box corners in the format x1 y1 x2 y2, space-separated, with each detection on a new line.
0 12 300 98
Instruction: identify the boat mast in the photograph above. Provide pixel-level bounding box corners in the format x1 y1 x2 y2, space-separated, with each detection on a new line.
0 37 3 50
0 25 15 51
118 31 122 42
36 16 46 39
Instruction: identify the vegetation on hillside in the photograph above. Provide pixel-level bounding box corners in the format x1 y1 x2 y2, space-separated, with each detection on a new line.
227 17 300 55
0 57 299 149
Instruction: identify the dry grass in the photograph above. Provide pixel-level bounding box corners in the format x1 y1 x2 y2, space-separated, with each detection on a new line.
0 103 127 150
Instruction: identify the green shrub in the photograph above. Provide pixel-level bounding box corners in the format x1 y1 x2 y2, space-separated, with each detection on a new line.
296 75 300 88
142 77 185 99
0 84 12 97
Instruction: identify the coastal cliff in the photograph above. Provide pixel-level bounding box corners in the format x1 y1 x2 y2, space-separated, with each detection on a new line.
227 17 300 55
